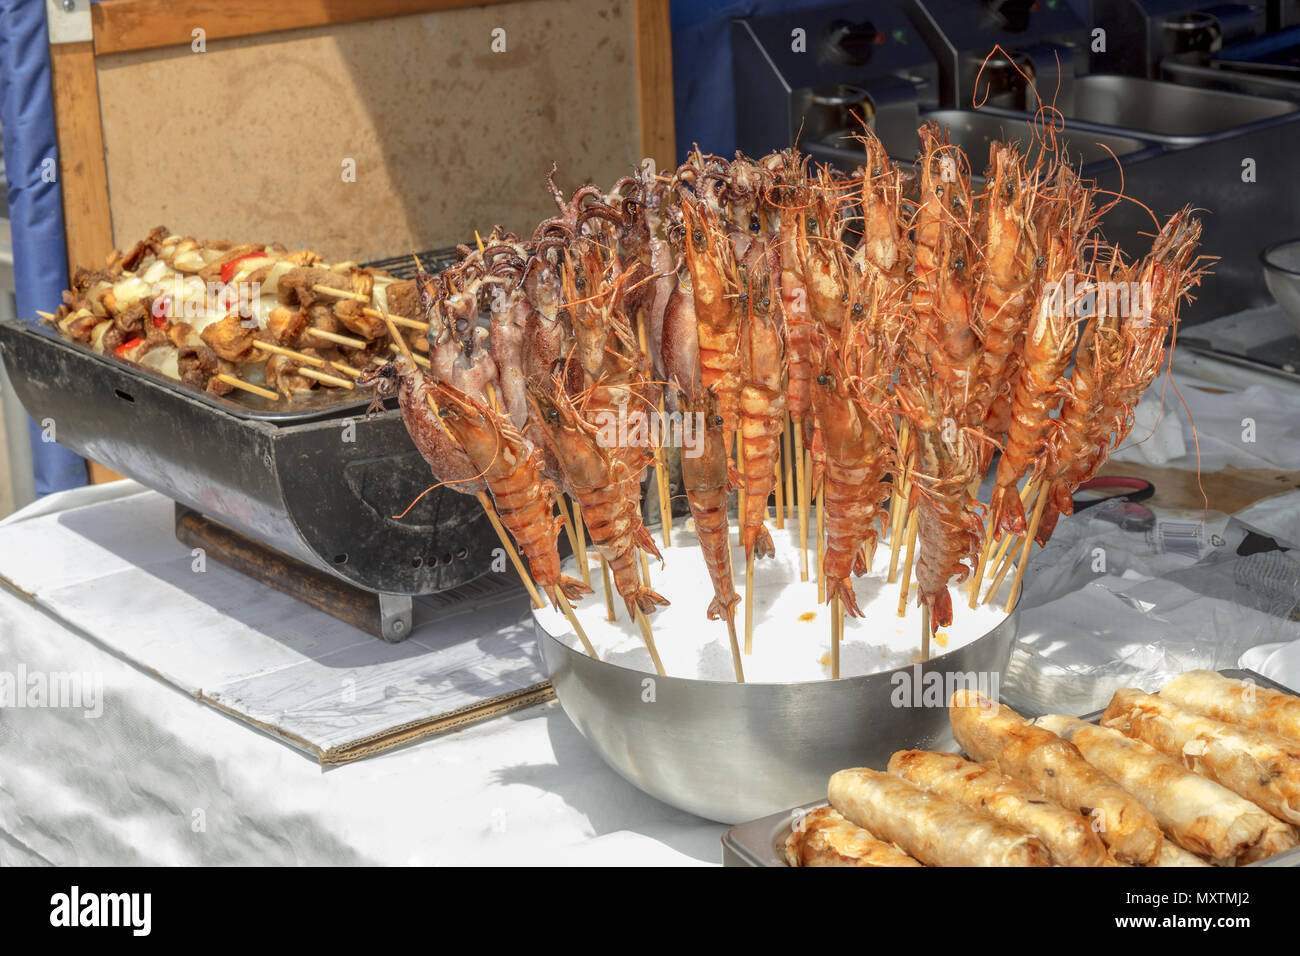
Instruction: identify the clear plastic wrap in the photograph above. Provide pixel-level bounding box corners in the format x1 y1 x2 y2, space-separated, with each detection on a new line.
1004 493 1300 716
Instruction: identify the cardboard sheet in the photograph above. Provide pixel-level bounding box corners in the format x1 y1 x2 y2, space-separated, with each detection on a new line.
0 482 548 763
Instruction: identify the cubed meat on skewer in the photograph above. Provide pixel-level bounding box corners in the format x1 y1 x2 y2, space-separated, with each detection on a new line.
200 313 255 362
333 298 385 340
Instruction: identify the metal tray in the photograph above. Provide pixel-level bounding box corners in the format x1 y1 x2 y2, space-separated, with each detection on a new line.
721 668 1300 867
0 317 494 600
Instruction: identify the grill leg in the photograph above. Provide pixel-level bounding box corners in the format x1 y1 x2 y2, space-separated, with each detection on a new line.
175 503 414 642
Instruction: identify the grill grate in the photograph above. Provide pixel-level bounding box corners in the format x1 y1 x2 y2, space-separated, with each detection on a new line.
364 246 462 280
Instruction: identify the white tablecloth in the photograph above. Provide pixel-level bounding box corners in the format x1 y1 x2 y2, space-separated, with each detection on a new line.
0 485 723 866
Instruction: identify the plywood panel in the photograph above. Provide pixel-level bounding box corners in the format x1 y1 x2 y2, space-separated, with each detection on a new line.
50 41 115 274
95 0 641 262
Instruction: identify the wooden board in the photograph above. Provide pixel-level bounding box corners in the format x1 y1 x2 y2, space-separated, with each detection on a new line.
635 0 675 171
94 0 643 262
49 42 114 276
1096 460 1300 516
92 0 520 55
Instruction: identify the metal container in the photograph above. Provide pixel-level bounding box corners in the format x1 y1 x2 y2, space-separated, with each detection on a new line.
1262 238 1300 336
1054 74 1298 146
721 668 1300 867
0 320 495 619
534 604 1019 825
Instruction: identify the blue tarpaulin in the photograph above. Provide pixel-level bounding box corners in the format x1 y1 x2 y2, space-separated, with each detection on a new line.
0 0 88 493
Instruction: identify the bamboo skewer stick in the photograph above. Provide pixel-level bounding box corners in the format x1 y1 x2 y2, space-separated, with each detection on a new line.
571 499 591 588
726 614 746 683
556 588 598 660
887 421 913 583
982 531 1021 605
305 327 367 350
920 603 932 663
815 475 826 604
657 397 673 547
477 490 544 610
35 310 55 320
554 494 581 576
310 283 431 330
896 509 920 618
967 511 999 609
736 431 747 549
311 283 367 302
784 415 796 520
774 430 786 530
744 551 756 655
794 420 809 582
981 478 1041 604
830 594 841 679
634 607 666 676
600 557 617 622
330 361 362 379
215 374 278 401
1005 481 1049 612
298 367 354 389
250 340 325 367
388 343 431 369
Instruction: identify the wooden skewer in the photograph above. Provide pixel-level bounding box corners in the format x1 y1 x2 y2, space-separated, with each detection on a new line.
967 511 998 609
311 283 368 302
982 531 1021 606
968 478 1036 607
815 474 826 604
556 588 599 660
830 593 841 679
477 489 544 610
36 310 55 320
634 607 666 676
656 396 673 547
783 414 796 520
743 548 758 659
389 343 431 369
725 615 746 683
981 479 1041 605
1005 481 1049 612
794 421 809 582
736 431 747 548
299 367 354 389
554 494 581 571
774 430 786 530
330 361 362 379
896 509 920 618
250 339 325 367
887 421 913 583
921 602 932 663
215 374 278 400
305 326 368 350
571 499 591 588
600 556 617 622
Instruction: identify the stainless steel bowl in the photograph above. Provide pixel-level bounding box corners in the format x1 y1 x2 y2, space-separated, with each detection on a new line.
534 605 1019 824
1263 239 1300 338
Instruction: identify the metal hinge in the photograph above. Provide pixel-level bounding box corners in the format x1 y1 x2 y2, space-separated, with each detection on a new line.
46 0 93 46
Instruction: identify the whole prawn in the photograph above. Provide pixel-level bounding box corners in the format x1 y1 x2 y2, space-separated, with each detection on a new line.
679 386 742 626
679 192 742 432
811 347 892 616
530 385 667 617
988 166 1092 536
432 381 591 607
738 250 787 559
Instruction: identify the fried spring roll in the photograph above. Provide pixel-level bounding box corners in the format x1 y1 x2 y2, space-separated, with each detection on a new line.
949 690 1162 865
888 749 1115 867
1151 839 1211 867
1102 688 1300 826
1162 670 1300 746
784 807 922 867
1238 815 1299 865
1035 713 1276 865
828 768 1051 867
